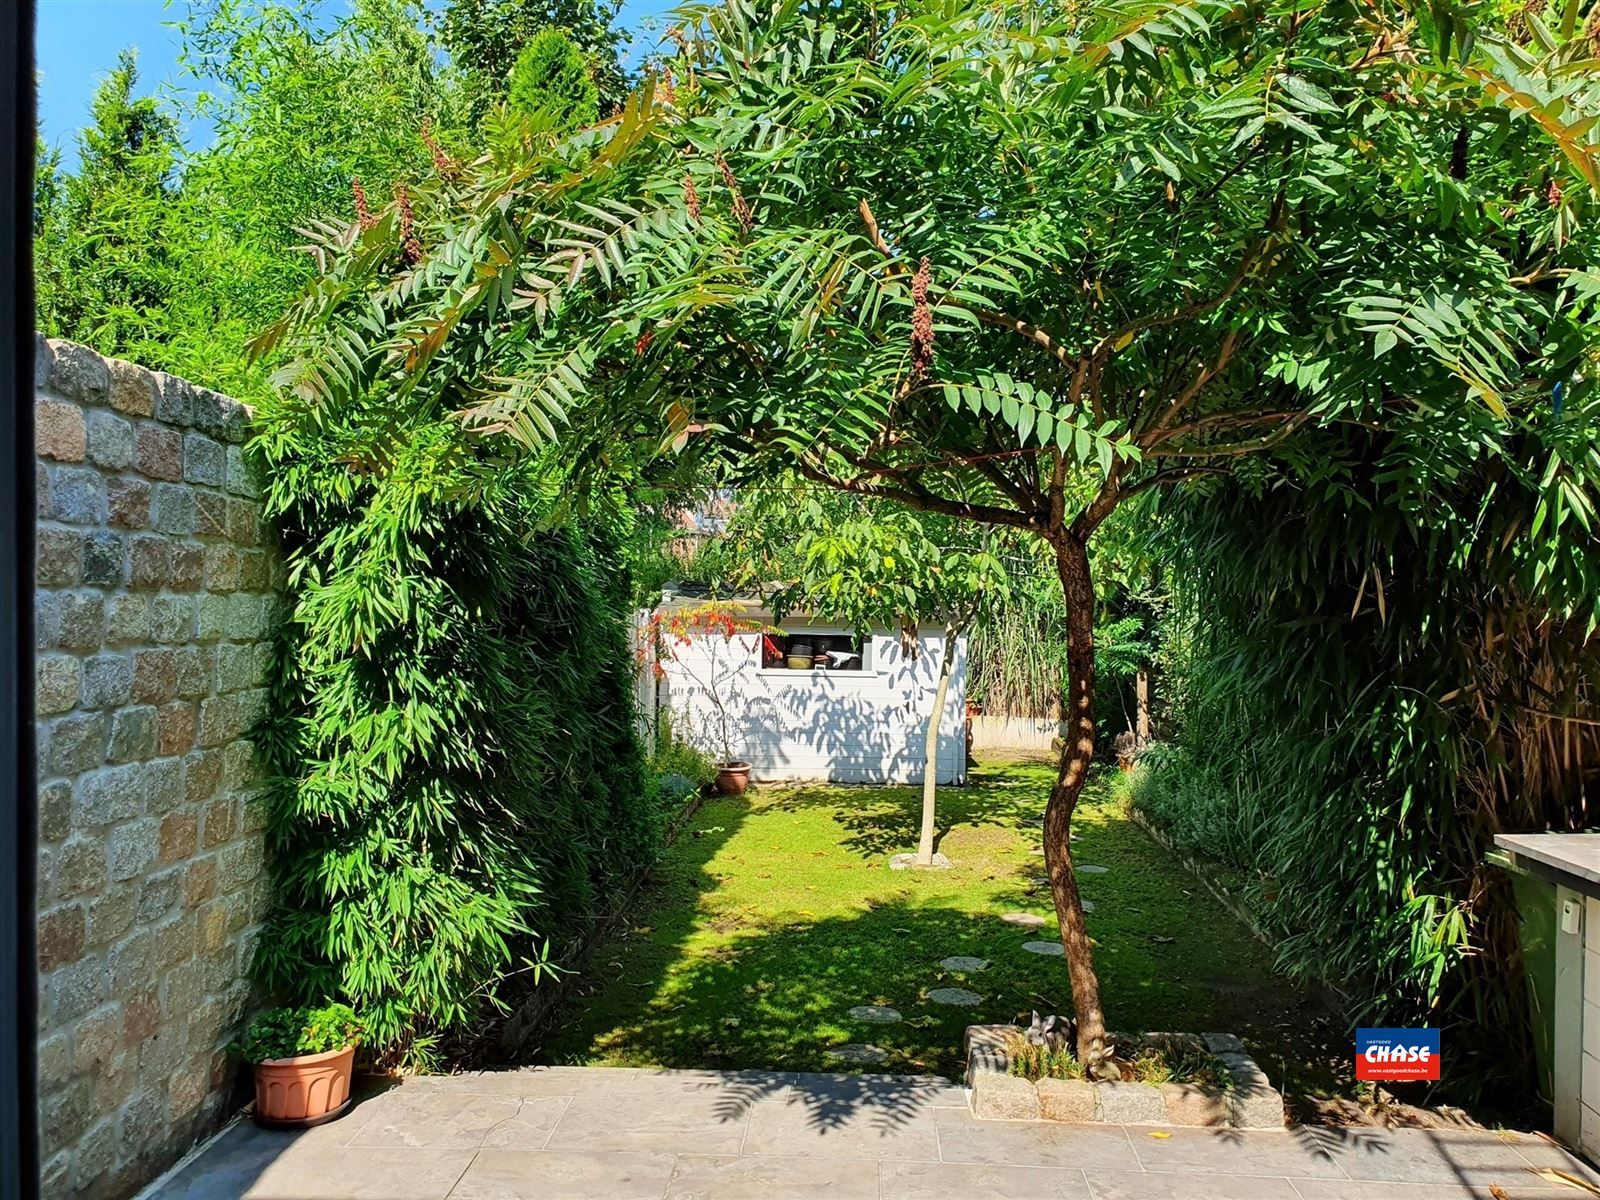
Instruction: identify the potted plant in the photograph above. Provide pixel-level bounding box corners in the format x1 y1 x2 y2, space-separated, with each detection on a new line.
237 1002 364 1128
641 601 769 795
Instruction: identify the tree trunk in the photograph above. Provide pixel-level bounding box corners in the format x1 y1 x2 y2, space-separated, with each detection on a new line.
1136 667 1151 746
1045 532 1110 1074
915 616 964 866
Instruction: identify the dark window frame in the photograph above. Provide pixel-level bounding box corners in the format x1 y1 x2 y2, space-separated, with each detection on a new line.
757 629 873 674
4 2 39 1196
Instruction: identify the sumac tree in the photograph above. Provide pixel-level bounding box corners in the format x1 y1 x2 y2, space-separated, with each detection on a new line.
261 0 1600 1070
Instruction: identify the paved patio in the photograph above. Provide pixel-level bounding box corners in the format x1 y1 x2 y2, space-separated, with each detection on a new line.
148 1067 1593 1200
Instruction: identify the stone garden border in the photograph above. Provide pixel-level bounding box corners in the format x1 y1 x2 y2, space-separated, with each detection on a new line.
964 1025 1284 1128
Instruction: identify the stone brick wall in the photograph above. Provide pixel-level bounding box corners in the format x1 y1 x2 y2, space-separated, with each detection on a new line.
33 338 279 1199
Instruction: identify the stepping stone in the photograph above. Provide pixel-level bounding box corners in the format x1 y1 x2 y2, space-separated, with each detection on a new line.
847 1005 902 1024
890 851 953 871
928 987 983 1006
1078 864 1109 874
940 956 989 973
1023 940 1065 956
1000 913 1047 928
826 1044 888 1065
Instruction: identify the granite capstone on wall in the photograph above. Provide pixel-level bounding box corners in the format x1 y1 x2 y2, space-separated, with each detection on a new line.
33 337 280 1199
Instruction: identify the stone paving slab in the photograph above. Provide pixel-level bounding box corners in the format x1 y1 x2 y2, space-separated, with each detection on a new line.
1086 1170 1301 1199
450 1149 676 1199
740 1094 943 1161
665 1153 883 1198
879 1159 1092 1198
343 1092 527 1150
1129 1125 1343 1178
932 1107 1140 1171
144 1066 1597 1200
1286 1184 1573 1200
545 1088 752 1155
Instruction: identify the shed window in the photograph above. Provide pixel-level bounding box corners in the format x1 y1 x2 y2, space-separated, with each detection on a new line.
760 631 867 671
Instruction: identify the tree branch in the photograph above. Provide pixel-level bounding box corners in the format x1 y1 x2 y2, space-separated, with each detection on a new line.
1118 466 1229 498
1146 412 1311 459
1144 406 1301 448
862 199 1095 413
1047 448 1067 536
1090 240 1265 363
1070 457 1128 540
857 197 917 298
1187 143 1266 209
971 452 1043 514
1140 327 1242 440
798 451 1041 531
1509 265 1575 287
858 198 901 268
971 409 1047 511
977 310 1085 374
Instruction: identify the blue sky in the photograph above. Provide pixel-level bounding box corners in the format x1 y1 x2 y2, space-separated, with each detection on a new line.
37 0 676 168
37 2 198 161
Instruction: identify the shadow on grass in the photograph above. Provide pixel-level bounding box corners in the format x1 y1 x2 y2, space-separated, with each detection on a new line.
761 756 1059 861
539 758 1359 1115
545 898 1015 1078
531 790 998 1132
541 893 1367 1141
523 782 754 1055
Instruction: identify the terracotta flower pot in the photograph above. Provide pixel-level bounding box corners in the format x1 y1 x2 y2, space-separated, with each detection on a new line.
253 1045 356 1129
715 762 752 795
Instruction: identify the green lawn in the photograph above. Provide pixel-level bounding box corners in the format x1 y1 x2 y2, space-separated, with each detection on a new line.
539 754 1349 1100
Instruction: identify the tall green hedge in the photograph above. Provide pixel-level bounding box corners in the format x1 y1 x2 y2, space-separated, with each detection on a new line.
250 410 659 1063
1131 418 1600 1105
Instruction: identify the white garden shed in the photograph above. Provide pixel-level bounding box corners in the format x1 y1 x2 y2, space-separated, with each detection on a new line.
639 591 968 785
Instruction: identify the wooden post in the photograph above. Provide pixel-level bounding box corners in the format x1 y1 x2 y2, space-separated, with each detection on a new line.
1135 667 1151 747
